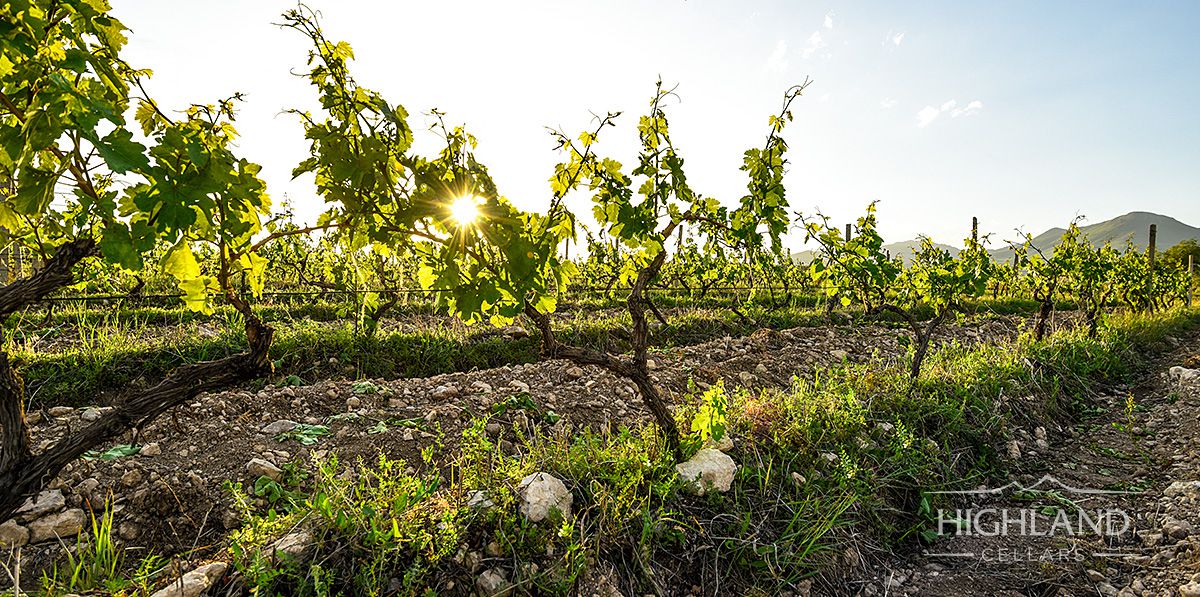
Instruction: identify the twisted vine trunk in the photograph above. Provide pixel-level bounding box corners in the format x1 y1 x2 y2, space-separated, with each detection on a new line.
0 239 275 521
523 219 691 459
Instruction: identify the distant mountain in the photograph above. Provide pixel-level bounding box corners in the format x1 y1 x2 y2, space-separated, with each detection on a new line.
791 239 961 265
884 239 960 264
990 211 1200 262
789 212 1198 265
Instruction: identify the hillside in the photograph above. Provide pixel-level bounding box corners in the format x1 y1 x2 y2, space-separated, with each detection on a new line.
791 239 961 265
991 212 1200 261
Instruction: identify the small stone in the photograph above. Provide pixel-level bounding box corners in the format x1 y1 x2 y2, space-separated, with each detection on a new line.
511 380 530 393
830 349 848 361
139 442 162 457
517 472 573 522
149 562 227 597
467 490 495 509
15 489 66 521
1006 440 1021 460
755 363 768 374
646 359 658 370
476 568 512 597
48 406 74 417
1164 518 1193 540
676 449 737 496
738 371 755 384
247 458 283 481
121 468 144 487
27 508 85 543
566 366 584 379
432 385 460 400
486 422 502 437
0 520 29 547
80 407 102 422
271 531 315 562
1179 582 1200 597
345 396 361 410
261 420 298 435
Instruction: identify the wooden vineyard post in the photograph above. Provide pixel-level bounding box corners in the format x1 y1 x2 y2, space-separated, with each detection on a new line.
845 223 851 242
971 217 978 243
1188 254 1194 308
1147 224 1157 312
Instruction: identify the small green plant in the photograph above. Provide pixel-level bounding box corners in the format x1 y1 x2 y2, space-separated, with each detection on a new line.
275 424 331 445
690 379 729 443
81 444 141 461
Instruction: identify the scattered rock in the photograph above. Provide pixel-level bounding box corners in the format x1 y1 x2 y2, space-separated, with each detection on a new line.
517 472 573 522
80 407 102 421
676 449 737 495
467 490 495 510
0 520 29 547
476 568 513 597
271 531 315 562
1179 582 1200 597
247 458 283 481
121 468 144 487
15 489 66 522
140 442 162 457
47 406 74 417
149 562 227 597
261 420 298 435
830 349 849 361
27 508 85 543
1163 518 1192 540
566 366 584 380
432 385 461 400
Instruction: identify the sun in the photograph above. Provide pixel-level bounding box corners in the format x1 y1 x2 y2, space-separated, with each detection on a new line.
448 195 482 227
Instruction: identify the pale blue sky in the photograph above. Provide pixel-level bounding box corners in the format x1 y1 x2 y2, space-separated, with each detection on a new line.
113 0 1200 249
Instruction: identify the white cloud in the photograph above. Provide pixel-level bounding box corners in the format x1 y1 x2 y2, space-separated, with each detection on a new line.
880 98 897 109
916 106 942 127
824 12 834 30
917 98 985 127
801 31 826 59
765 39 789 73
884 30 906 47
952 100 984 118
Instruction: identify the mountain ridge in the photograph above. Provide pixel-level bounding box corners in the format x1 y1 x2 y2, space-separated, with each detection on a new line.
790 211 1199 264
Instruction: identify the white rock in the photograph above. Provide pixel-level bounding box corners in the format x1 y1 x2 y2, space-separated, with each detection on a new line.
261 420 298 435
150 562 227 597
1179 582 1200 597
15 489 65 521
271 531 314 562
247 458 283 481
476 568 513 597
830 349 849 361
140 442 162 457
517 472 573 522
1164 480 1200 498
511 380 530 393
0 520 29 547
27 508 85 543
80 407 102 422
467 490 495 510
675 449 736 495
432 385 460 400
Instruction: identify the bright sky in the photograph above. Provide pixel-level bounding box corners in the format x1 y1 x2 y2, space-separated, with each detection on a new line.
114 0 1200 250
